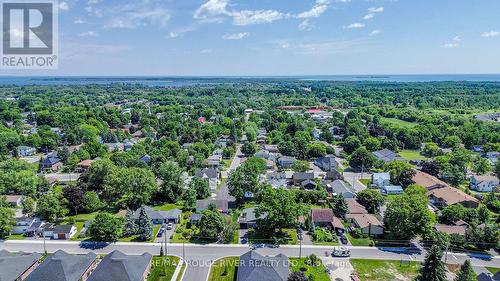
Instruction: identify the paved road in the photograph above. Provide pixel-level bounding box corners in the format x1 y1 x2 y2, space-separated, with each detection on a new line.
44 173 81 182
2 240 499 281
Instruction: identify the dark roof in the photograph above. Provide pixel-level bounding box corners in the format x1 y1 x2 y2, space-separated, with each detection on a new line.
0 251 42 281
190 213 203 221
310 209 334 223
293 172 314 181
314 155 339 171
88 250 152 281
372 149 402 163
477 272 500 281
237 251 290 281
134 206 182 221
42 157 61 166
26 250 96 281
53 225 75 234
301 179 317 188
194 168 218 179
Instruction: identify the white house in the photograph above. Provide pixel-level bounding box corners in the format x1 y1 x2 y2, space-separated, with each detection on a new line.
372 173 391 188
382 185 404 195
470 175 499 192
52 225 77 240
12 217 39 235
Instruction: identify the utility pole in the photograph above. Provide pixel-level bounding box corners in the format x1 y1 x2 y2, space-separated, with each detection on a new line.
164 230 168 256
444 241 450 264
43 234 47 254
182 241 185 261
299 238 302 259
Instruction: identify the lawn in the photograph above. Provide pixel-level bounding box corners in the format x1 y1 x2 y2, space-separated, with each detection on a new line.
147 256 180 281
346 233 374 247
312 227 339 246
7 234 26 240
153 203 183 211
208 257 239 281
351 259 420 281
399 150 428 161
118 225 160 242
380 117 418 129
289 257 330 281
359 179 371 187
487 267 500 274
247 228 298 245
64 212 98 241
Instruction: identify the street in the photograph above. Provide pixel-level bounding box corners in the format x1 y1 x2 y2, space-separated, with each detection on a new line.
1 240 499 281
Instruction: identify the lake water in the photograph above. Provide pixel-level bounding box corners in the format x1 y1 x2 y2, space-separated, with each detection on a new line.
1 74 500 86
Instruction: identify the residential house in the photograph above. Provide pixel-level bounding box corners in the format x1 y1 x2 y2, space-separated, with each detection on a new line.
412 171 448 190
17 146 37 157
292 172 314 186
477 272 500 281
52 225 77 240
25 250 97 281
346 199 368 214
372 149 404 163
134 206 182 224
277 156 296 169
13 217 39 235
310 208 345 233
326 180 356 199
239 207 266 229
433 224 467 236
40 156 62 173
189 214 203 225
25 221 46 237
486 151 499 165
324 170 342 181
75 160 94 173
427 186 479 208
237 251 290 281
196 199 232 213
314 155 340 172
381 185 404 195
195 168 219 191
301 179 317 190
263 144 279 153
88 251 152 281
372 173 391 188
346 214 384 236
0 250 42 281
5 194 23 207
266 172 287 189
470 175 499 192
139 154 151 164
215 136 231 148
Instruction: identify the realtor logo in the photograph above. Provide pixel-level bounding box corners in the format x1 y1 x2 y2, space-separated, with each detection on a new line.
1 0 58 69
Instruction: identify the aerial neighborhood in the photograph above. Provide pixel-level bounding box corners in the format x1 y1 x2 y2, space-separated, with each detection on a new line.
0 81 499 281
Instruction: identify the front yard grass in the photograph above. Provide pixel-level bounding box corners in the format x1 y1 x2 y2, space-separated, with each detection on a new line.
359 179 371 187
487 267 500 274
247 228 298 245
346 233 374 247
118 225 160 242
400 150 428 161
208 257 239 281
289 257 330 281
350 259 420 281
147 256 180 281
153 203 183 211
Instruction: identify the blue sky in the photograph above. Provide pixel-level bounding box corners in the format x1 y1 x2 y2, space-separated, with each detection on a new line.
6 0 500 76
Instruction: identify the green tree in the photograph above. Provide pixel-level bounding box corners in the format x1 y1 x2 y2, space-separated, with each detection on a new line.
342 136 361 154
357 189 385 214
473 158 491 175
454 260 476 281
349 147 375 170
104 167 157 209
137 206 153 241
384 190 434 240
21 197 36 217
288 271 308 281
37 193 68 222
256 187 300 232
83 191 102 213
241 142 257 156
418 245 447 281
157 161 183 202
190 177 210 199
306 143 327 159
228 165 259 204
184 186 197 210
63 185 85 215
88 212 122 242
495 161 500 179
364 137 381 152
0 207 15 238
331 195 348 218
292 160 310 172
199 210 225 239
122 208 137 237
384 160 416 188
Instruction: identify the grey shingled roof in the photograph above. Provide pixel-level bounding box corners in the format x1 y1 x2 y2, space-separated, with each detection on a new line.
25 250 96 281
237 251 290 281
134 206 182 221
372 149 403 163
0 250 42 281
88 250 152 281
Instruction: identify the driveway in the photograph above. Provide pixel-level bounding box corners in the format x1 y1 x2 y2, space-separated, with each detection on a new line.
343 171 372 193
320 257 354 281
154 224 176 243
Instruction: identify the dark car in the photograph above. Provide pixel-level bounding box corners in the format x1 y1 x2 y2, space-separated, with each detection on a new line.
340 235 348 245
157 228 164 237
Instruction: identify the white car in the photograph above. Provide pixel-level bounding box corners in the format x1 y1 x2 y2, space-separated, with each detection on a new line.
332 246 351 257
166 223 173 230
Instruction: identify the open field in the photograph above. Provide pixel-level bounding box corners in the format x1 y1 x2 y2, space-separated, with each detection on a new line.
351 259 420 281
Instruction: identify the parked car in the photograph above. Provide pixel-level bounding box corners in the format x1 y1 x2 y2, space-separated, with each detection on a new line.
332 246 351 257
340 235 348 245
166 223 173 230
157 228 164 237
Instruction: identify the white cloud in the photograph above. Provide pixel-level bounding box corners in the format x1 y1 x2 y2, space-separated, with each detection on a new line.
200 49 213 54
297 0 329 19
369 29 381 36
79 31 98 37
363 14 374 20
452 36 461 42
194 0 230 19
298 19 314 31
58 2 69 11
442 43 459 48
74 18 86 24
223 32 250 40
345 23 365 29
368 7 384 13
231 10 286 26
87 0 99 4
107 7 171 28
481 30 499 38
